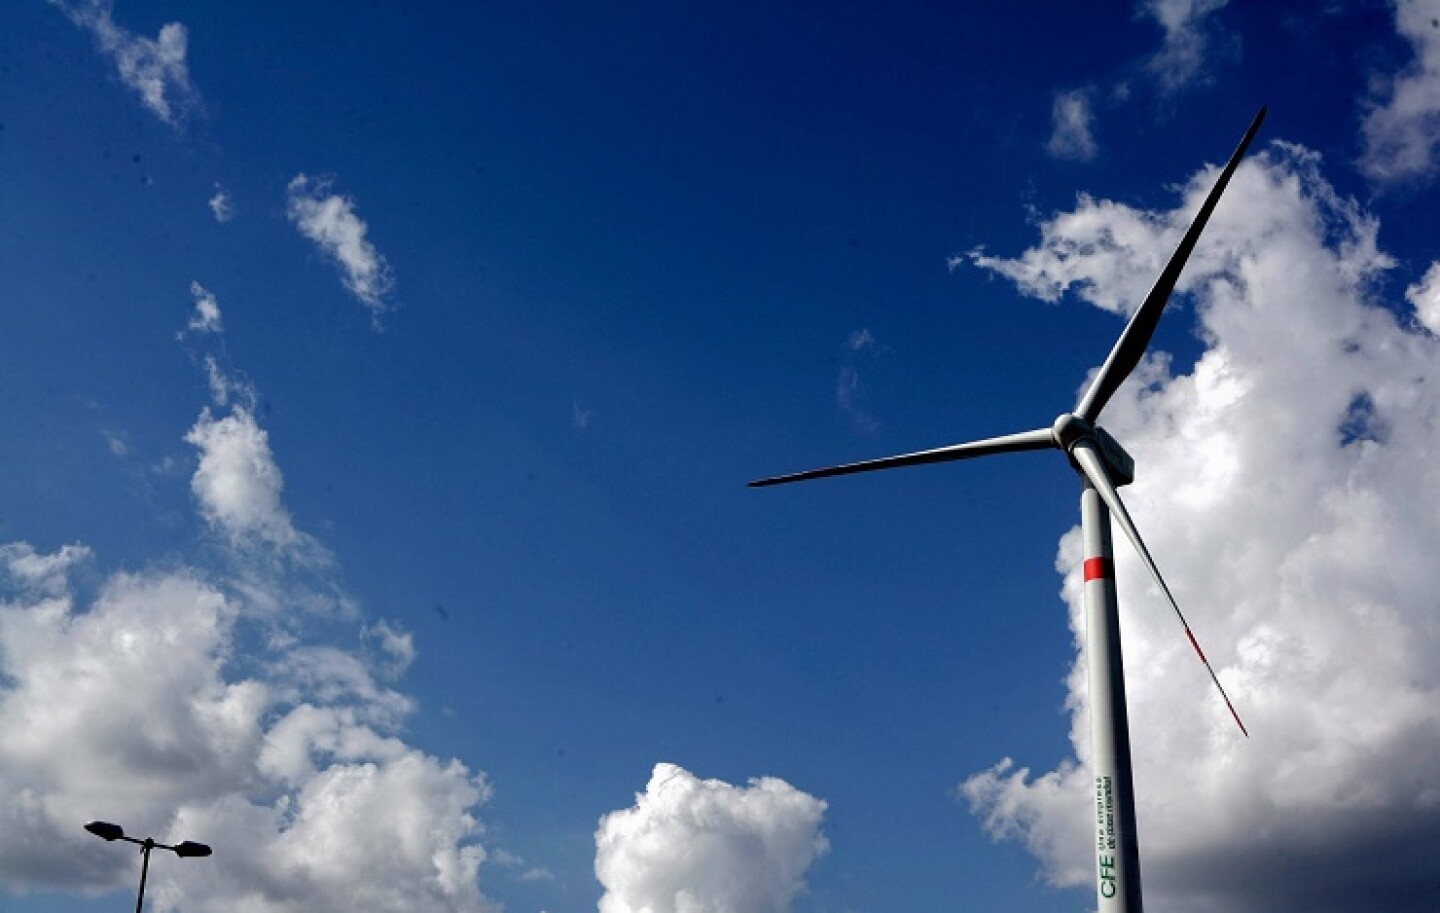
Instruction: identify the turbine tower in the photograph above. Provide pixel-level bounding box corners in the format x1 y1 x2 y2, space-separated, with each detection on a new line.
751 106 1266 913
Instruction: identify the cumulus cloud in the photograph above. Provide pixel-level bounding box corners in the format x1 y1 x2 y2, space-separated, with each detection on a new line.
837 329 882 432
958 142 1440 911
595 763 829 913
161 750 491 913
286 175 395 326
0 566 260 889
188 281 223 334
1140 0 1231 93
834 366 874 432
1407 261 1440 333
1360 0 1440 183
185 406 305 554
967 191 1177 315
572 401 595 432
0 260 492 912
101 428 130 456
1 332 488 910
846 328 876 352
0 541 92 594
1047 88 1099 161
181 341 358 624
47 0 199 125
492 849 554 883
179 284 255 409
363 620 418 680
1034 0 1227 153
209 185 234 223
0 550 493 913
199 355 253 409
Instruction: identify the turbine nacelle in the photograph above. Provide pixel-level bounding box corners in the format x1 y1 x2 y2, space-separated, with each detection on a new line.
1052 414 1134 488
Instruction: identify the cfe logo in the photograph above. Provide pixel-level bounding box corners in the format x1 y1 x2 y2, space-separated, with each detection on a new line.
1098 854 1118 898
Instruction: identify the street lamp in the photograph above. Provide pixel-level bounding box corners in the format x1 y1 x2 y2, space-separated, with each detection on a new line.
84 820 211 913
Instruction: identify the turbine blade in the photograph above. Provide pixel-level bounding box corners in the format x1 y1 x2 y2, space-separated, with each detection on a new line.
749 427 1056 488
1070 442 1248 736
1076 105 1267 424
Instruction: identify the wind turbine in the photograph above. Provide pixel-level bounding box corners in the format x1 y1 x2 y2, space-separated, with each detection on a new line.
751 106 1266 913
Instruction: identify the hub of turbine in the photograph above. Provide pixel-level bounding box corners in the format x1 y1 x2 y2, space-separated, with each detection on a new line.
1051 413 1135 487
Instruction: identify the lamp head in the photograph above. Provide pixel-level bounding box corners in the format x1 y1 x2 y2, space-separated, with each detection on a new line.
84 821 124 842
173 841 212 858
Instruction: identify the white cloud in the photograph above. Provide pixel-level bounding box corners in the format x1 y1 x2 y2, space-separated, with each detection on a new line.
188 281 223 334
209 185 234 223
1047 88 1099 161
834 365 873 430
101 428 129 456
492 849 554 883
0 550 493 913
269 646 414 726
185 406 312 557
959 142 1440 911
189 328 255 409
0 541 92 594
181 370 355 619
1139 0 1231 93
286 175 395 326
48 0 199 125
1034 1 1226 154
0 568 263 888
1407 261 1440 333
161 750 491 913
203 351 236 400
572 401 595 432
1360 0 1440 183
0 299 491 909
837 330 882 432
846 328 876 352
363 620 418 679
968 193 1172 315
595 763 829 913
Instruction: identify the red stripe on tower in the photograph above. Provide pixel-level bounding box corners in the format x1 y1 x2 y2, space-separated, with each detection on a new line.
1083 557 1113 581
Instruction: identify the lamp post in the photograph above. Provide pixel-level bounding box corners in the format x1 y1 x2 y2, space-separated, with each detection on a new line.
84 821 211 913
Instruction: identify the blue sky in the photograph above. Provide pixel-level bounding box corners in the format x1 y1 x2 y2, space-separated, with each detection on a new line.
4 2 1440 912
